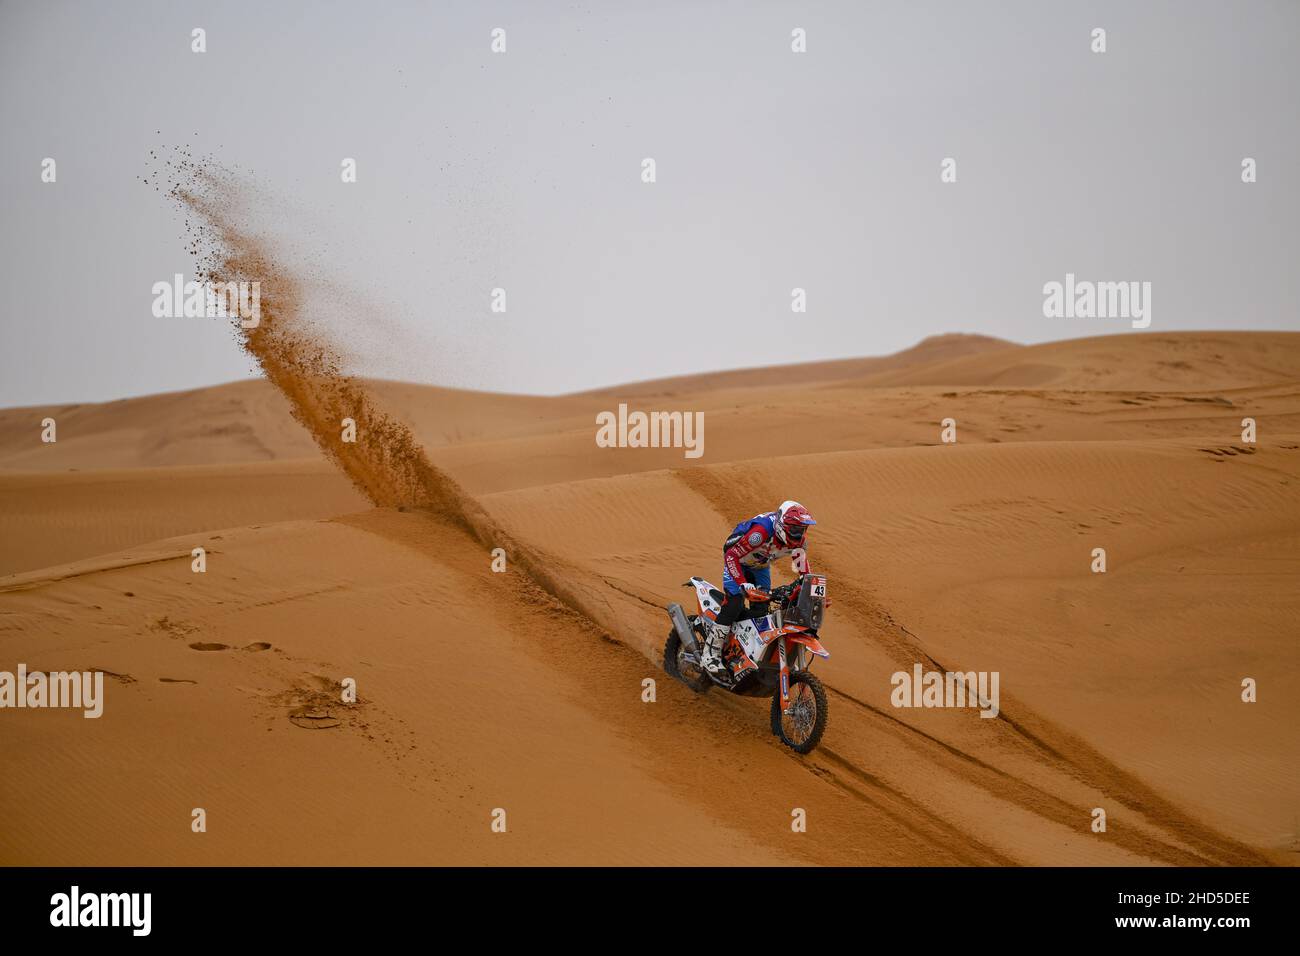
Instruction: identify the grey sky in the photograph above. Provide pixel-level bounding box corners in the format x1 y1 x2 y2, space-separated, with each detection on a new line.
1 0 1297 407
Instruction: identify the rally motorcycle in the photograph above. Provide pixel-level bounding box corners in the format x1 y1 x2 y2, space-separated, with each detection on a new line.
664 573 830 754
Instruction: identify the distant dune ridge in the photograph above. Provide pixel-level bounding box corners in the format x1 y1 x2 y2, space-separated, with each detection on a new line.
1 166 1296 865
5 330 1296 475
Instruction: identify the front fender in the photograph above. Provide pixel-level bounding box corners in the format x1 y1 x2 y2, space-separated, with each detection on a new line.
783 631 829 658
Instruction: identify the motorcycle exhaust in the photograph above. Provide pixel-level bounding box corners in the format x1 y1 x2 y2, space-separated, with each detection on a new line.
666 602 699 654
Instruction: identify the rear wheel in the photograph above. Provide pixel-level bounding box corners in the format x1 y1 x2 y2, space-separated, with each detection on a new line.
664 629 712 693
770 671 828 754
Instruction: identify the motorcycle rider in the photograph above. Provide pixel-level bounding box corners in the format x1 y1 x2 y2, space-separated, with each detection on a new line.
700 500 817 677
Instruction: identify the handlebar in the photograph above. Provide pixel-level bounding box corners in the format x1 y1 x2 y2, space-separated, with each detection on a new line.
746 574 816 607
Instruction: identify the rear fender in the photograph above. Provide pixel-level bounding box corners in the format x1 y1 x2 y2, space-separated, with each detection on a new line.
684 576 724 621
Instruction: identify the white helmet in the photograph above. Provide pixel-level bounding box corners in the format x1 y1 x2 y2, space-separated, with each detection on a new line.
775 500 816 545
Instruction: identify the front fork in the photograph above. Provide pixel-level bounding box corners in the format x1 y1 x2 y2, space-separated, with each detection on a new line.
778 637 791 715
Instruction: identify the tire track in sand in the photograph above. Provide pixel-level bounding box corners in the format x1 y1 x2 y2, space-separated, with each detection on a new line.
674 465 1274 866
339 508 989 865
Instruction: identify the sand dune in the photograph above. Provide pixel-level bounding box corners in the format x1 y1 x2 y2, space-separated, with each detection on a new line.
0 332 1009 475
483 435 1299 856
576 331 1017 397
0 460 365 576
868 331 1300 391
6 331 1297 493
2 330 1298 865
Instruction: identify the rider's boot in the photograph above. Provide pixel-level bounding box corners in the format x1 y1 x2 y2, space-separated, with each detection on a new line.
703 588 746 678
700 625 731 677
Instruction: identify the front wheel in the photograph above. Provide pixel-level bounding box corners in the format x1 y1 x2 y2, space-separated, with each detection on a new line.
770 671 828 754
664 629 712 694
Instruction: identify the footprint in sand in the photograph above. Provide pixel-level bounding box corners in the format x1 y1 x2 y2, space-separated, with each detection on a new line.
289 707 341 730
150 616 198 639
186 641 271 652
92 668 136 684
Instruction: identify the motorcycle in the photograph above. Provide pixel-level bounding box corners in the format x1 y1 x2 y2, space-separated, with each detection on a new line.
664 573 830 754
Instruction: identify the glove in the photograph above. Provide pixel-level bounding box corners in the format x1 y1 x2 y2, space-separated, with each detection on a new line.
741 583 758 595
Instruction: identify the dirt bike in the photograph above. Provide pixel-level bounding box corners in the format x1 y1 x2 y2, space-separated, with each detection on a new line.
664 573 830 754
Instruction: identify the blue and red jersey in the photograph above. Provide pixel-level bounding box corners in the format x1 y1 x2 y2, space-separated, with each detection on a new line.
721 511 809 594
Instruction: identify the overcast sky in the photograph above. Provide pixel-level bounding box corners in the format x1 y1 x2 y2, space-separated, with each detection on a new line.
1 0 1297 407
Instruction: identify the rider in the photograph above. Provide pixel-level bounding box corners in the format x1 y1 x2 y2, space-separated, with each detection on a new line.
701 500 816 676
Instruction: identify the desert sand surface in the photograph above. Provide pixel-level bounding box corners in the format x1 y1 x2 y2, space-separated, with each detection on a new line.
2 330 1298 865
